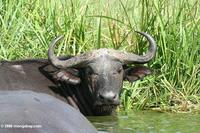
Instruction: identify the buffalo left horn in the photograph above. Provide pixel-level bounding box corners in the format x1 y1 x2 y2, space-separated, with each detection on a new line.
109 31 157 64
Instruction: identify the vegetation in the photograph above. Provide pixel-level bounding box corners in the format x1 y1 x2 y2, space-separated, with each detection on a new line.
0 0 199 113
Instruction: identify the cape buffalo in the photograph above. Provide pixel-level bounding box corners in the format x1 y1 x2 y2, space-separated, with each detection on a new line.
0 31 157 116
0 90 97 133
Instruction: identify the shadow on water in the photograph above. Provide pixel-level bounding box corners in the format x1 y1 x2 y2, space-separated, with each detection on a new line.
88 110 200 133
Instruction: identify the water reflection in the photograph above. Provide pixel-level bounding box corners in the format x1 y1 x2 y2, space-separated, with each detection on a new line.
88 110 200 133
88 115 118 133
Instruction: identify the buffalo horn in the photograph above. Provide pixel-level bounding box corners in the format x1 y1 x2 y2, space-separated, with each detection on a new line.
48 31 157 68
48 36 94 68
110 31 157 64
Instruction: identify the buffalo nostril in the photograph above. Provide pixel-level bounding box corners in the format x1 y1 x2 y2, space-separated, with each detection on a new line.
113 94 117 99
99 94 104 100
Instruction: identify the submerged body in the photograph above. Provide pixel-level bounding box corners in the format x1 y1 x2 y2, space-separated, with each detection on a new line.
0 59 68 103
0 90 97 133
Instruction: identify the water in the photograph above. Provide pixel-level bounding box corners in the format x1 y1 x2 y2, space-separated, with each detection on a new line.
88 111 200 133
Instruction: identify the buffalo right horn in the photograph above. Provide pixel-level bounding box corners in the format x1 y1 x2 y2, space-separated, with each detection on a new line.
48 36 95 68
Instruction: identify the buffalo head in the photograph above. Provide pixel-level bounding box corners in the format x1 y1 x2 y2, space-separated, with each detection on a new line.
48 31 157 115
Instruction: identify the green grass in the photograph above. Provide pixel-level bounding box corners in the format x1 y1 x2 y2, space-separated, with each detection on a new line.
0 0 199 113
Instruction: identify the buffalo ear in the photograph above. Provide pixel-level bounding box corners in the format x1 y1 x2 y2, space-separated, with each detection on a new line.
124 66 152 82
54 69 81 85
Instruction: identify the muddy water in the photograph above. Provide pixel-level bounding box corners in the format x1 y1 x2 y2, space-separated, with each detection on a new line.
88 111 200 133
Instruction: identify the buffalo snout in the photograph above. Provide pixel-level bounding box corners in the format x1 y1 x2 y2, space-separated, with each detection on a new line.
97 91 120 105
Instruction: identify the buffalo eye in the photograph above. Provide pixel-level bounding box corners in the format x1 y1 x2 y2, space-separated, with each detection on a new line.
117 67 123 74
85 67 94 75
85 67 98 79
113 66 123 75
